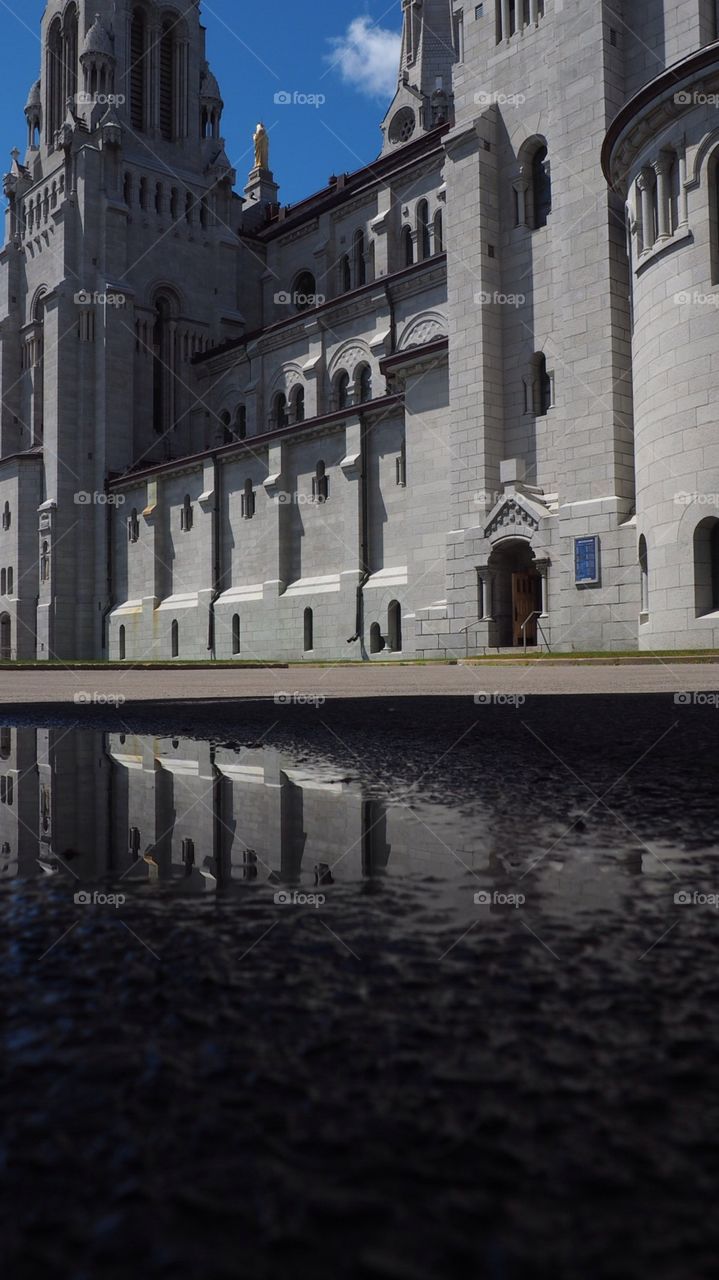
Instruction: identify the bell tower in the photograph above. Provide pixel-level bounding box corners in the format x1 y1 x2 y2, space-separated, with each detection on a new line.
380 0 456 153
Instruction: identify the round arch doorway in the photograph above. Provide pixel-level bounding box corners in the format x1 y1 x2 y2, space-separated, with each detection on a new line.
487 540 546 648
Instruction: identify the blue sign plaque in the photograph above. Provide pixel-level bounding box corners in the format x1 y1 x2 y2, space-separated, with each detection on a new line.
575 536 600 586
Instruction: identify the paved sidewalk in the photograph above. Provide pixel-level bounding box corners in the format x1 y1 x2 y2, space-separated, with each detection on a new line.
1 661 719 704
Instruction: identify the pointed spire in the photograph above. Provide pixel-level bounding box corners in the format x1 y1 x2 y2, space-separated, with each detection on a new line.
381 0 455 153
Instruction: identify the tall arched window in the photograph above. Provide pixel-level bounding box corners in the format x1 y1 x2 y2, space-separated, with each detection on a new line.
64 5 78 107
388 601 402 652
639 536 649 617
532 353 553 416
335 371 350 411
433 209 444 254
292 386 305 423
340 255 352 293
241 479 256 520
171 619 179 657
694 518 719 614
130 8 147 130
417 200 431 260
304 607 314 652
232 614 241 655
47 18 63 144
273 393 288 428
531 144 552 228
119 625 126 661
402 225 414 267
353 229 366 286
153 294 177 435
160 19 176 141
312 461 329 504
235 405 247 439
357 365 372 403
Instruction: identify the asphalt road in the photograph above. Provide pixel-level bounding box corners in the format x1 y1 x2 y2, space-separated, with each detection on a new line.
1 660 719 705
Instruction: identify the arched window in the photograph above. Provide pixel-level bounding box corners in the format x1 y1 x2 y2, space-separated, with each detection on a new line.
8 568 14 597
232 613 241 655
402 225 414 267
1 571 6 596
667 151 680 235
2 502 10 531
293 271 316 311
304 607 314 652
273 392 289 428
639 536 649 617
235 405 247 439
47 18 64 144
312 461 329 504
433 209 444 255
532 353 553 416
63 5 78 115
387 601 402 652
340 255 352 293
180 494 193 532
694 518 719 614
130 8 147 131
171 619 179 657
241 479 256 519
531 144 552 228
334 371 350 411
417 200 431 260
0 727 10 759
370 622 385 654
119 625 126 661
353 229 366 286
357 364 372 404
292 386 305 423
160 19 176 141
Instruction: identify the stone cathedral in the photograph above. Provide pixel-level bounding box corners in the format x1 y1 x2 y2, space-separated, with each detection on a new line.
2 0 719 662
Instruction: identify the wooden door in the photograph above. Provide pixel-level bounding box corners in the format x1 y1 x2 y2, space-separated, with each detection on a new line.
512 573 539 646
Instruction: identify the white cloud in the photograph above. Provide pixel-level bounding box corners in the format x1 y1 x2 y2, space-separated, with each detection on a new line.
326 17 401 101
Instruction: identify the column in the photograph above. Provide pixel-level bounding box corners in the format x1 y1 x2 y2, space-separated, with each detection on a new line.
535 560 549 617
513 171 529 227
637 168 655 254
501 0 511 40
530 0 539 25
678 145 688 227
479 568 495 620
654 154 671 242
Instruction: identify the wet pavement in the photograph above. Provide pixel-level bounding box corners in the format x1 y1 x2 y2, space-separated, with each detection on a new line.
2 695 719 1278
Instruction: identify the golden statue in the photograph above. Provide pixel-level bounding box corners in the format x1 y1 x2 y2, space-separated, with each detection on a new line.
253 122 269 171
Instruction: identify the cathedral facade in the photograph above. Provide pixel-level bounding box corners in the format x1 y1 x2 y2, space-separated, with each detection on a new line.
2 0 719 661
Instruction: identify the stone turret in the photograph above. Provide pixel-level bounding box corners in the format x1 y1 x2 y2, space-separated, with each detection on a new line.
380 0 456 153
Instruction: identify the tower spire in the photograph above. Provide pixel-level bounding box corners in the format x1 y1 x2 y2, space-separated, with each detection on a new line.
381 0 456 153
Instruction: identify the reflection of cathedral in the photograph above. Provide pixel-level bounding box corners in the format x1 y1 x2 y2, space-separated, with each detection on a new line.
5 3 719 660
0 725 466 887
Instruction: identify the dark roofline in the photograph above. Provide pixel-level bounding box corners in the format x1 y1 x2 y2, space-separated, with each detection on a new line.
244 124 450 242
108 394 405 488
194 253 447 366
602 42 719 184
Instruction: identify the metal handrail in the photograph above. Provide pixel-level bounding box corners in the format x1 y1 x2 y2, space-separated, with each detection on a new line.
460 618 484 659
520 611 552 654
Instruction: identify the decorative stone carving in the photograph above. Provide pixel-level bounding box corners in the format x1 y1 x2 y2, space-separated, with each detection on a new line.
485 497 540 539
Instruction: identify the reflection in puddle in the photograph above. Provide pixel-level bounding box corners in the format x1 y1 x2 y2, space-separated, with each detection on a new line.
0 724 693 919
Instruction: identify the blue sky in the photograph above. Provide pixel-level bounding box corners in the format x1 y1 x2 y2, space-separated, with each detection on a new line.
0 1 403 204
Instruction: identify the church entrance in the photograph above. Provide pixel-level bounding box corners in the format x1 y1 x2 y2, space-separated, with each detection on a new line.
486 540 546 648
